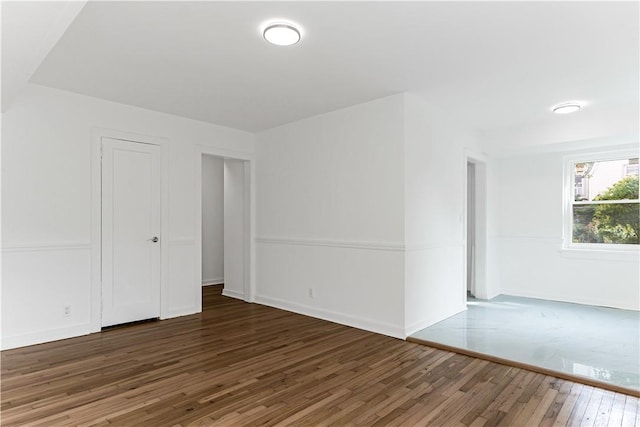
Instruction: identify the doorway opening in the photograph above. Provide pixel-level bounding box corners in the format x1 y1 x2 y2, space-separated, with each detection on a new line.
467 161 476 298
465 155 487 304
196 149 252 308
201 155 225 290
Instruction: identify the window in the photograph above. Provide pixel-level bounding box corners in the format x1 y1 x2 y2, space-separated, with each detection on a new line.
565 150 639 249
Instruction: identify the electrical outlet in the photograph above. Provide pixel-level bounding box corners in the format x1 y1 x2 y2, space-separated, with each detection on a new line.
63 304 71 317
308 288 314 299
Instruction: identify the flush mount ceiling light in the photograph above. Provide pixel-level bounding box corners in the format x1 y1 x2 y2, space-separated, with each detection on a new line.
263 23 301 46
552 102 581 114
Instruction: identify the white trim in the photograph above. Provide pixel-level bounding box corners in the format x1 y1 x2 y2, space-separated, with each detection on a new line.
1 242 91 252
404 242 463 252
90 127 170 334
255 236 405 252
198 145 254 161
243 160 252 302
574 200 640 206
500 288 639 311
92 127 168 147
203 278 224 286
254 236 461 252
565 147 640 164
463 148 489 164
497 236 563 243
194 153 203 311
560 248 639 262
221 288 244 300
254 294 405 340
1 323 93 351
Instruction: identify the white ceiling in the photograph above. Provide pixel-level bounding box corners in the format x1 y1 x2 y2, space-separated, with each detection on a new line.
4 1 639 134
1 1 86 113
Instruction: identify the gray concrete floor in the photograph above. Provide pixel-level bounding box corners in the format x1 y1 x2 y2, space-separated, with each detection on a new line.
410 294 640 391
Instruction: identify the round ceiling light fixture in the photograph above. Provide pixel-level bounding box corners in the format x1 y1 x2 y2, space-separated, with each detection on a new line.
552 102 581 114
263 23 301 46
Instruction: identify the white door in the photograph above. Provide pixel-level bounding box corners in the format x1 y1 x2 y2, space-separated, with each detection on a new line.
101 137 161 327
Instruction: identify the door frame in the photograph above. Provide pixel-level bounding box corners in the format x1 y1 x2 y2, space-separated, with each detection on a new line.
90 128 169 333
466 161 477 297
463 150 488 304
195 145 255 305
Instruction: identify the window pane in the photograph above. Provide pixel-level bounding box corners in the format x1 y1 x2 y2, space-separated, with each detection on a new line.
573 203 640 244
574 158 639 202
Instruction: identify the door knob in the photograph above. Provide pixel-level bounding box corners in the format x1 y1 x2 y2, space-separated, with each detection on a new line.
148 236 159 243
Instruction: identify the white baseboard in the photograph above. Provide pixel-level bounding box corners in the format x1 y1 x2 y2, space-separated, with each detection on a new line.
202 278 224 286
254 294 405 340
222 289 245 300
500 288 639 311
1 323 93 350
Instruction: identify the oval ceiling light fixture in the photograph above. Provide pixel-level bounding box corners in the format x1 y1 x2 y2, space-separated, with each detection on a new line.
263 22 301 46
552 102 581 114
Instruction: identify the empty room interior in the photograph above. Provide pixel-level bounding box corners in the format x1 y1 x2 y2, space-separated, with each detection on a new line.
1 1 639 426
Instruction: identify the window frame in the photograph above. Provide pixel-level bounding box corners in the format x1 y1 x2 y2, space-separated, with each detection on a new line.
562 148 640 252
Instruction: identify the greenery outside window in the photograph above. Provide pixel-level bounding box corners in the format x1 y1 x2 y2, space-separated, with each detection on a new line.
565 150 639 249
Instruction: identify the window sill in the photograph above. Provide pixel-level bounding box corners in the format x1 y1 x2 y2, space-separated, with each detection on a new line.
560 247 639 262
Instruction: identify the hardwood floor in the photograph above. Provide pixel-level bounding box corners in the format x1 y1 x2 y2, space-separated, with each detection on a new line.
2 286 638 426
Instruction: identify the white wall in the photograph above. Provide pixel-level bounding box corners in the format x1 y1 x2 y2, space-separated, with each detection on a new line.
480 106 639 157
13 82 631 352
1 84 253 349
256 94 407 338
470 159 491 300
222 159 246 300
486 156 502 300
201 155 224 285
490 148 639 310
255 93 486 338
403 94 484 335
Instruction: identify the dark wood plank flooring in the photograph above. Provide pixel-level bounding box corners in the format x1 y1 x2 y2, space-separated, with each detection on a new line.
1 285 638 426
